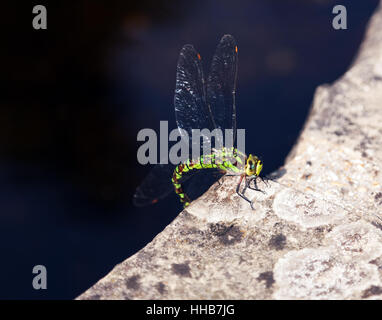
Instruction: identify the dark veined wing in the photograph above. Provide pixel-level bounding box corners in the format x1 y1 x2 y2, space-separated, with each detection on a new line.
134 44 213 207
133 164 176 206
207 34 238 145
174 44 216 149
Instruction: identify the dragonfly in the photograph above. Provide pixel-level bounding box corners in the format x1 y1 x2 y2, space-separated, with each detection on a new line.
133 35 266 210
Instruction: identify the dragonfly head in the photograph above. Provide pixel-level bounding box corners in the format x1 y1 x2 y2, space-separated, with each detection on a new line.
245 154 263 177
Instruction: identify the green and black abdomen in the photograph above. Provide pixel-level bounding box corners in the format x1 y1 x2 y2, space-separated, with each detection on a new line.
171 148 244 207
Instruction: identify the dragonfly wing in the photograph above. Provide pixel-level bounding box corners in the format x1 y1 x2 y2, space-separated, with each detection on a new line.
207 34 238 145
133 164 176 207
174 44 215 149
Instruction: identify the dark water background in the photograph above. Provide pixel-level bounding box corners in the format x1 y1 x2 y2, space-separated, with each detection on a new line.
2 0 379 299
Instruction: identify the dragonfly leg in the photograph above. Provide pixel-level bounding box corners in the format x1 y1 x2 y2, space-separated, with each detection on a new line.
236 175 255 210
260 175 274 187
248 176 266 194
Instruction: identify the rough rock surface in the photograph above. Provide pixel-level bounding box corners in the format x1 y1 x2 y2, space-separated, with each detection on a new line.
78 3 382 300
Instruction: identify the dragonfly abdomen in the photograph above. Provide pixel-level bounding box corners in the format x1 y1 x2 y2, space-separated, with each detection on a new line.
172 148 243 207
